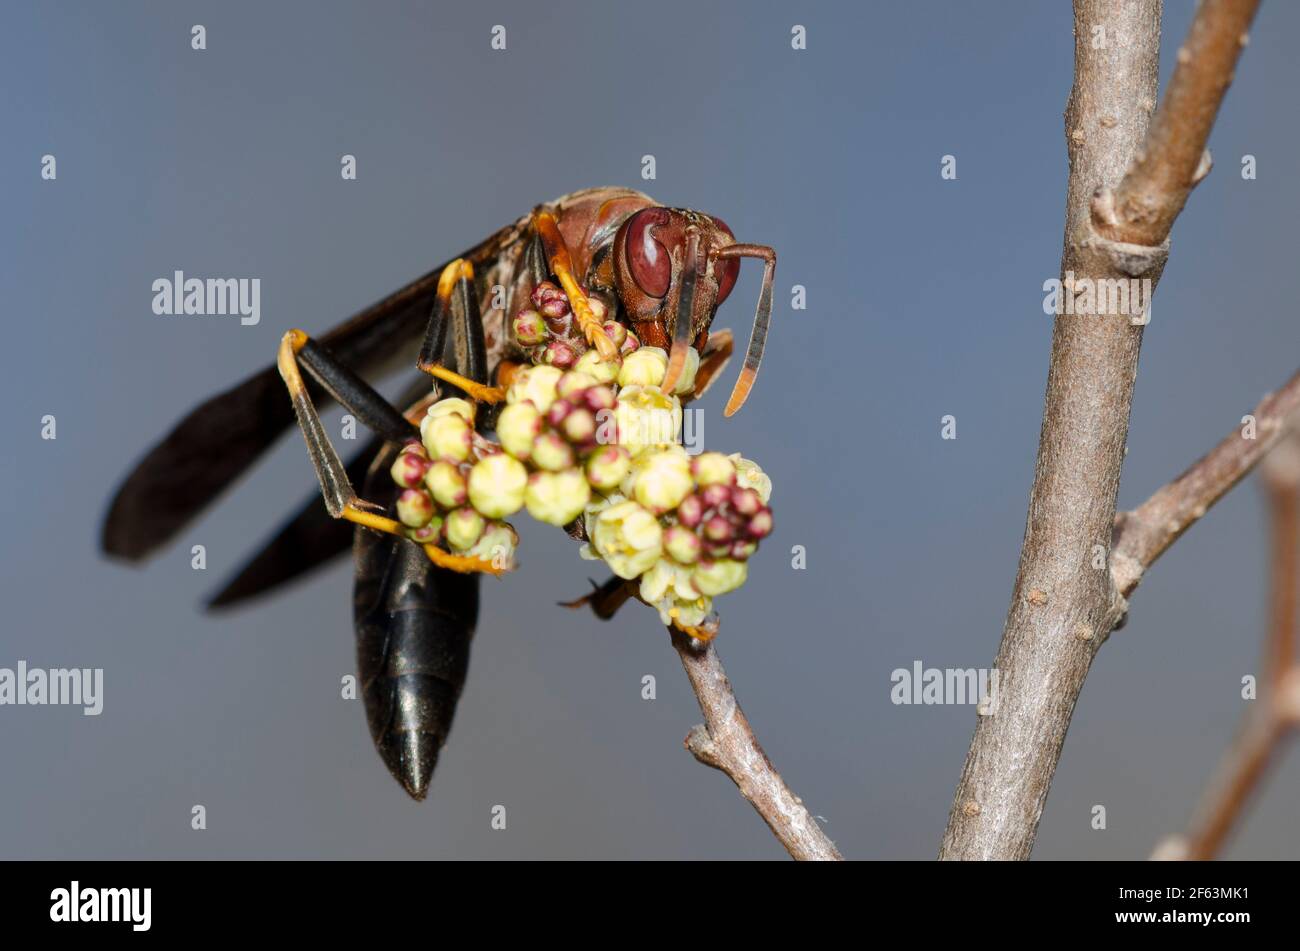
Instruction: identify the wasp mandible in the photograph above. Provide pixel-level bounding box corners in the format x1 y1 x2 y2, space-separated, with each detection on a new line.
103 187 777 798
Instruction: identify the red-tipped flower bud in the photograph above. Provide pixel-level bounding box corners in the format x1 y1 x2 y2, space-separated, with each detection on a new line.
562 408 597 444
747 507 774 539
703 514 734 543
544 341 577 369
582 385 617 413
664 525 702 565
601 321 627 349
539 297 570 319
731 486 762 517
396 488 435 528
546 399 572 428
729 539 758 561
390 451 430 489
700 483 731 510
676 493 704 528
531 431 575 471
585 445 631 491
513 308 547 346
531 281 563 308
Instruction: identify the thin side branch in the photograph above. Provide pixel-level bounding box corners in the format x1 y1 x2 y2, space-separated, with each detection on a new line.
1098 0 1262 247
1112 368 1300 597
1155 436 1300 860
670 630 843 861
562 573 839 858
941 0 1260 860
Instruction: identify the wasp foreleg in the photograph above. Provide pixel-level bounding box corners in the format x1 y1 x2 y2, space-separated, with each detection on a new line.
532 211 620 361
687 329 735 402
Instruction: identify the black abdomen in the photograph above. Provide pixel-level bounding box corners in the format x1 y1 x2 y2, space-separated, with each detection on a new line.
353 446 479 799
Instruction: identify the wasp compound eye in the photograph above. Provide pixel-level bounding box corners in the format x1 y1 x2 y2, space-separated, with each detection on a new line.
624 208 672 298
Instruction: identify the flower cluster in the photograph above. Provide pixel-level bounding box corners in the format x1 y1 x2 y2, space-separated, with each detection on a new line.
390 281 773 634
581 447 772 628
388 398 520 569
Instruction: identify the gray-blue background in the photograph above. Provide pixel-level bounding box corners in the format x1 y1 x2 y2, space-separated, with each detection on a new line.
3 1 1298 859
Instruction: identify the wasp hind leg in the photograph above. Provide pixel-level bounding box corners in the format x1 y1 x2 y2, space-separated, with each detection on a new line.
275 329 501 576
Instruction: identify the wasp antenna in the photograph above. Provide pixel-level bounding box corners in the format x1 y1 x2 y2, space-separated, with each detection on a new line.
663 230 703 395
714 244 776 417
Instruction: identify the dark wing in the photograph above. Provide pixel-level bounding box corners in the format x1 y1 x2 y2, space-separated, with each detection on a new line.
102 221 524 561
203 435 380 610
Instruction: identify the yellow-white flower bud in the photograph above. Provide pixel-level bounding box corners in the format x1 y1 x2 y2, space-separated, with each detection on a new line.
613 385 682 456
424 460 467 508
631 449 693 513
573 349 620 384
425 397 474 423
406 517 443 544
663 525 702 564
444 507 486 551
470 521 518 571
692 558 749 596
495 402 541 460
585 446 631 491
524 469 591 526
691 451 735 487
590 500 663 579
618 347 669 388
468 453 527 518
422 412 472 462
506 365 564 413
556 370 599 399
530 432 575 471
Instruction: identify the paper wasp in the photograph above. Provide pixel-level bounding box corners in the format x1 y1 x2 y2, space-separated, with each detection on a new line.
103 187 776 798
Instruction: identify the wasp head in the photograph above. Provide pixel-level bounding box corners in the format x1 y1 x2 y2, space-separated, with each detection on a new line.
610 207 775 416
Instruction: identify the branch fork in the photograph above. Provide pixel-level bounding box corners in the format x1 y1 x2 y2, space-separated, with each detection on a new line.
1081 187 1171 277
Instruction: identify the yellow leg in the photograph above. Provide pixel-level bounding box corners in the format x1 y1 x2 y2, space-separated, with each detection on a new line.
418 260 507 403
341 506 503 576
533 211 619 361
421 543 505 576
421 363 507 404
